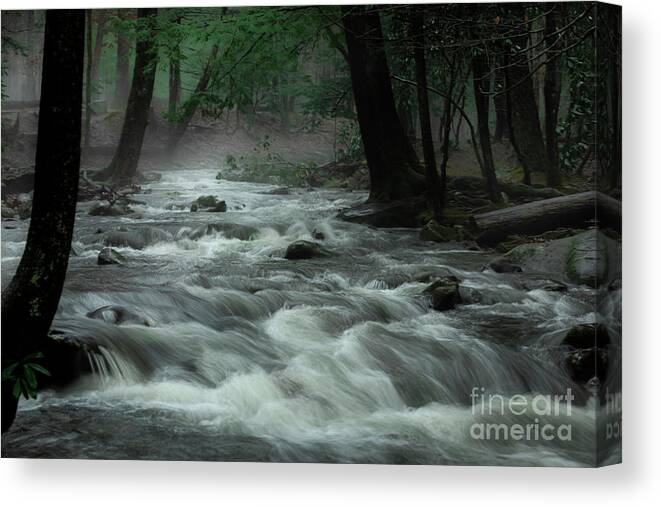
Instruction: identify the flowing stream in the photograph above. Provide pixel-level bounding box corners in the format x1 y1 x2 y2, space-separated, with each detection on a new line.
1 169 621 465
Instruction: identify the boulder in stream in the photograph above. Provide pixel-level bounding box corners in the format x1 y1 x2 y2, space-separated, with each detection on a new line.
188 223 259 241
89 204 131 217
190 195 227 212
98 247 126 265
562 323 611 384
87 305 151 326
284 240 330 260
103 227 172 250
424 276 463 311
502 229 621 287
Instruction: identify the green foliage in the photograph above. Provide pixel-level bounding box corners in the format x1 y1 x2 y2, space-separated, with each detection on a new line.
222 135 318 186
335 122 364 162
2 352 51 400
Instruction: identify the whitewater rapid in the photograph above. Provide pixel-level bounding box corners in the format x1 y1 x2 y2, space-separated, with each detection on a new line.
1 169 621 465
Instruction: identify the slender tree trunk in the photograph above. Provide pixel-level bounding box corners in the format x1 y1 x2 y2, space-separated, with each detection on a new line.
543 5 563 187
493 66 507 142
411 11 443 219
113 9 130 110
166 44 219 156
105 8 158 185
168 16 182 136
341 5 423 202
1 9 85 433
504 51 531 185
168 55 181 131
472 50 502 202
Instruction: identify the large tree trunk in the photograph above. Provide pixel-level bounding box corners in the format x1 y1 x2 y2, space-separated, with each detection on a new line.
543 5 563 186
471 50 502 202
470 191 621 245
505 11 556 187
411 10 443 219
166 44 219 156
84 10 93 149
113 9 130 110
105 8 158 185
1 9 85 433
342 5 423 202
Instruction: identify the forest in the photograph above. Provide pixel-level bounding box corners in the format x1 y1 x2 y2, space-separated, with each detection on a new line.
1 3 621 466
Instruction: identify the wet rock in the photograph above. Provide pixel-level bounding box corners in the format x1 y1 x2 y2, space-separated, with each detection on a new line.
311 228 325 240
608 278 622 291
2 192 33 219
562 323 610 384
503 229 620 287
424 276 462 311
419 220 470 242
1 205 17 219
188 223 259 241
87 305 151 326
263 187 290 195
89 204 131 217
485 257 523 273
39 331 94 387
103 227 172 250
520 278 568 292
284 240 330 260
191 195 227 212
97 247 126 265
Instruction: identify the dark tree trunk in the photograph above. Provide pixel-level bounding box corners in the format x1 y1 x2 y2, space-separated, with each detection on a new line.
1 9 85 433
411 11 443 219
84 10 93 149
543 5 563 187
166 45 219 156
504 12 555 187
105 8 158 185
168 55 181 130
113 9 130 110
167 16 182 135
472 50 502 202
90 15 107 86
493 66 507 142
342 5 423 202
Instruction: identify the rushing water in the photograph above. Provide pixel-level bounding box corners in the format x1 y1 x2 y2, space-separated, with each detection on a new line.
1 169 621 465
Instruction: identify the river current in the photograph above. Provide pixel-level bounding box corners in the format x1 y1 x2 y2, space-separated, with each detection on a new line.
1 169 621 465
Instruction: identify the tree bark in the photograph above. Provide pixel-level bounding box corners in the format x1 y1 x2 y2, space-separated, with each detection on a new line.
493 66 507 142
1 9 85 433
105 8 158 185
113 9 130 110
84 10 93 149
470 191 621 245
543 5 563 186
168 55 181 130
342 5 423 202
166 44 219 156
504 10 555 187
472 50 502 202
411 10 443 219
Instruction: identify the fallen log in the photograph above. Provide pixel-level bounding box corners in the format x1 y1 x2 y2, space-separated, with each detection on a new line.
470 191 621 246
